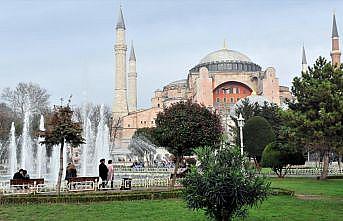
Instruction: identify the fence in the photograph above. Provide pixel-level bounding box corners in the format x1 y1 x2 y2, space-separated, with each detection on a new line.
264 167 343 177
0 177 175 195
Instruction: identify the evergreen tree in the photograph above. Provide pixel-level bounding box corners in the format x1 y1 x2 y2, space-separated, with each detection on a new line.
243 116 275 167
285 57 342 179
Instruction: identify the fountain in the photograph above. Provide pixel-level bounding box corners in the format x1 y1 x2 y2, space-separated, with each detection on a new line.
93 105 110 175
37 115 46 178
4 102 113 182
9 122 17 176
20 105 33 174
50 146 59 183
80 117 93 176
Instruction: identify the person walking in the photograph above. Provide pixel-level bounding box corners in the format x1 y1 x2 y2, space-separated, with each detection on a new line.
107 160 114 189
99 159 108 188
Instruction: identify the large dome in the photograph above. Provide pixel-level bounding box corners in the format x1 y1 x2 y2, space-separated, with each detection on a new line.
200 48 251 64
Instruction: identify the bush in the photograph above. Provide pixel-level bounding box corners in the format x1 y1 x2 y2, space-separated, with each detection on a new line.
243 116 275 167
0 189 183 205
182 145 270 221
261 142 305 178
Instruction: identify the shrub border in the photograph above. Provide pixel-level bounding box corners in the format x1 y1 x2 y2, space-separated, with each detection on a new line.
0 189 182 205
0 188 292 205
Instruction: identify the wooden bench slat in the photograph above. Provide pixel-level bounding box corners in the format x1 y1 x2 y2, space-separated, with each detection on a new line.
10 179 44 186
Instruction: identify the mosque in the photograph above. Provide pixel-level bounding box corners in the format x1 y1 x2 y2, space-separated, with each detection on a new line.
111 8 341 151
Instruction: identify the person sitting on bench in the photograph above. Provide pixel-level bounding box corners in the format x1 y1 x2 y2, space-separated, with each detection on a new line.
22 170 30 179
13 169 24 179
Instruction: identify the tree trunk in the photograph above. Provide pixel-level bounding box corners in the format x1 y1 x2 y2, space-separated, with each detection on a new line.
320 151 329 180
276 168 283 178
170 155 181 188
56 140 64 195
221 209 229 221
338 153 342 172
253 157 261 171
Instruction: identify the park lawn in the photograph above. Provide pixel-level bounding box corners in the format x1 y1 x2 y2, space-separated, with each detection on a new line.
0 199 207 221
238 195 343 221
269 177 343 198
1 196 342 221
0 178 342 221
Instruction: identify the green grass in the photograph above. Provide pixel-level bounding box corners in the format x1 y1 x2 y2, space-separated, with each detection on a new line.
0 199 207 221
237 195 343 221
270 177 343 197
0 178 342 221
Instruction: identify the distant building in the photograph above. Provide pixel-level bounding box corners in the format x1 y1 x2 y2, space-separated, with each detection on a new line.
112 8 341 151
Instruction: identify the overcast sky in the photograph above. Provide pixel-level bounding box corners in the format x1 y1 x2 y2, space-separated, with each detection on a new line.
0 0 342 109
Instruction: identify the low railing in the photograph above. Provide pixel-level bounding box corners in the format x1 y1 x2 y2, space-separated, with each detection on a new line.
114 167 174 173
264 167 343 177
0 177 176 195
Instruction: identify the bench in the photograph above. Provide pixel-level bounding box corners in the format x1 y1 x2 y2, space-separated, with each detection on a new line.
10 179 45 194
67 177 99 191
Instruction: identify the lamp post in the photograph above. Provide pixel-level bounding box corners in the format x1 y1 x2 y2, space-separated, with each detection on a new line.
237 113 245 156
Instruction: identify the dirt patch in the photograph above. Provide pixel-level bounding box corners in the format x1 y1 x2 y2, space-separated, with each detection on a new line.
295 194 323 200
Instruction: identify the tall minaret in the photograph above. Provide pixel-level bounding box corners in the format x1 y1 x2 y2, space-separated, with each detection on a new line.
302 45 308 73
113 7 128 118
331 13 341 67
128 43 137 112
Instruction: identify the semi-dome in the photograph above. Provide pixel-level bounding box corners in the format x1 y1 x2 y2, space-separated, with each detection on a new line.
200 48 251 64
229 95 271 117
235 95 270 108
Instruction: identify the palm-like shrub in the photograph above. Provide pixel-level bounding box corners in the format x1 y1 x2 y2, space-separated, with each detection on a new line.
182 145 270 221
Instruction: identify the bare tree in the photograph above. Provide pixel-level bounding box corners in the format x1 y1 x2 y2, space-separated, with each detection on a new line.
1 82 50 117
0 103 17 140
73 103 116 143
110 117 121 144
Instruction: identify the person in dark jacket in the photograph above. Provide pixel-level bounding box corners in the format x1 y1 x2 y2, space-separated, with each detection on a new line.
13 169 24 179
22 170 30 179
99 159 108 188
65 163 77 181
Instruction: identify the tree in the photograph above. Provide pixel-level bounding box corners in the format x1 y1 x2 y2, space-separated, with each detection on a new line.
261 142 305 178
39 103 84 195
182 145 270 221
243 116 275 167
1 82 50 117
154 101 222 187
0 103 17 140
73 103 116 142
285 57 343 179
233 99 283 146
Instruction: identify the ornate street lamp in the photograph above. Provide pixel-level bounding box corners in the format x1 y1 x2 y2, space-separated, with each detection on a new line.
237 113 245 156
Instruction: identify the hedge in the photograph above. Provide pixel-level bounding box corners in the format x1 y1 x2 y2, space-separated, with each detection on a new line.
0 188 293 205
0 189 182 205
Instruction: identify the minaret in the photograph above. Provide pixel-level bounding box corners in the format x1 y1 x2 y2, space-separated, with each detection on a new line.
331 13 341 67
128 43 137 112
113 7 128 118
302 45 308 73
